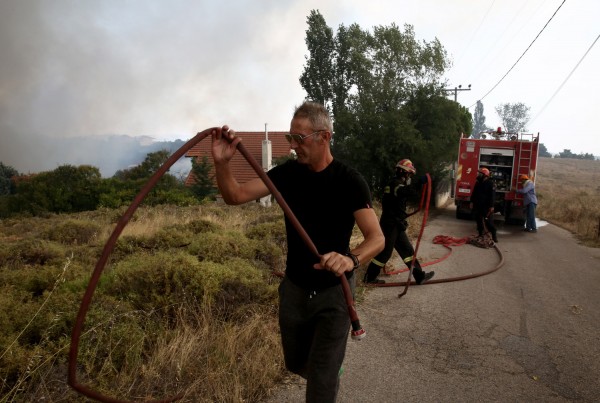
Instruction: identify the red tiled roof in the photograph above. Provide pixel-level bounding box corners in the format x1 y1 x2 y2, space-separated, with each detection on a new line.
185 131 291 187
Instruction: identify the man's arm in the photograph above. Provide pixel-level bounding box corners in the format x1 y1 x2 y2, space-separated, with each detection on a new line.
316 207 384 276
211 126 270 205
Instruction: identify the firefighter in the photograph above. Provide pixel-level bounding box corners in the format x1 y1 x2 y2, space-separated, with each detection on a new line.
516 174 538 232
364 159 435 285
470 167 498 242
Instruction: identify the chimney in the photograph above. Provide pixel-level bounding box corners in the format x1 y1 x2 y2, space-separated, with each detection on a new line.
260 123 273 207
262 123 272 171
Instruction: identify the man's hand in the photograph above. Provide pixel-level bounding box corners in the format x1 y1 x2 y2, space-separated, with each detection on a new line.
314 252 354 276
211 125 241 164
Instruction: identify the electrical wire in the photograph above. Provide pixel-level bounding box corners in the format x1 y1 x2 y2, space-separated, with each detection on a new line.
452 0 497 70
470 0 567 108
531 33 600 123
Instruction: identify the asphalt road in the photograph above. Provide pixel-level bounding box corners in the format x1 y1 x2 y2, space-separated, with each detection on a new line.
264 206 600 402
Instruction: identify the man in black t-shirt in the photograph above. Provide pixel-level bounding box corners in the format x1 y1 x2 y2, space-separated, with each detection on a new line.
211 101 384 402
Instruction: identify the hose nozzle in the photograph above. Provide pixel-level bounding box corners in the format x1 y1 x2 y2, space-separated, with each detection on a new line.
350 322 366 340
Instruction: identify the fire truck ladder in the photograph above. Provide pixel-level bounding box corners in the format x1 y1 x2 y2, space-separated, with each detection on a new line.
516 134 535 183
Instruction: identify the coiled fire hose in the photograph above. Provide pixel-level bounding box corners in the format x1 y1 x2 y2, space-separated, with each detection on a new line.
68 127 364 403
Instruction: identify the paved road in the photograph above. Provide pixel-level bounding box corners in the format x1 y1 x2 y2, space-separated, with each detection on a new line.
264 207 600 402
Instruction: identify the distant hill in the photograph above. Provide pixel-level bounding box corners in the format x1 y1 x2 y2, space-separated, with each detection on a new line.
2 135 191 178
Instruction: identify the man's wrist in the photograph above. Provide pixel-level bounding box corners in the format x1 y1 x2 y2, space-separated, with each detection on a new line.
345 252 360 270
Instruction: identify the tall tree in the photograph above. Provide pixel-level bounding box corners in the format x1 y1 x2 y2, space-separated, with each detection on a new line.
494 102 530 133
471 100 488 138
300 10 464 194
190 156 216 200
299 10 334 105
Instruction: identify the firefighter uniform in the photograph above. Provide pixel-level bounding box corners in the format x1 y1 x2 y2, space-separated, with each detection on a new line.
364 159 434 285
471 168 498 242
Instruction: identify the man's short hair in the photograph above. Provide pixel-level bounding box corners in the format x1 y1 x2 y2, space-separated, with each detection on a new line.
293 101 333 133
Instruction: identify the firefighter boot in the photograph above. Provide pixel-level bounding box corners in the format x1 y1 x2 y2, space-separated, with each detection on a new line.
364 262 385 284
412 261 435 285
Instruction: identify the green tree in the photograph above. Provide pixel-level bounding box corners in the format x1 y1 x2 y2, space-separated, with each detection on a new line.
8 165 102 215
190 156 216 200
299 10 335 105
471 101 489 138
113 150 171 181
403 87 472 180
539 143 552 158
494 102 530 133
104 150 196 208
300 10 460 194
0 162 19 196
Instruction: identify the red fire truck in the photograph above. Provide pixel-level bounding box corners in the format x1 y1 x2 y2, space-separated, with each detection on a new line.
454 128 539 224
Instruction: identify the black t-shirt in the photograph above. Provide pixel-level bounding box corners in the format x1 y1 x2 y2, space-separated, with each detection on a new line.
267 159 372 290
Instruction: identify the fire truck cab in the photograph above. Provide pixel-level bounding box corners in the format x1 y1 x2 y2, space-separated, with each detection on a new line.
454 128 539 224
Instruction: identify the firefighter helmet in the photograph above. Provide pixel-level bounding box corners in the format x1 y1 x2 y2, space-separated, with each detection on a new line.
478 168 490 177
519 174 529 181
396 159 416 174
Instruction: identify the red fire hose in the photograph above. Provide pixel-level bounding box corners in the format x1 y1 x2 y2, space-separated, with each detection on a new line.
68 127 363 402
372 175 505 289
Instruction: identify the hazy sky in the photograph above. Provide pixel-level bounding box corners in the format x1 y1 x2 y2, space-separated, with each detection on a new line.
1 0 598 174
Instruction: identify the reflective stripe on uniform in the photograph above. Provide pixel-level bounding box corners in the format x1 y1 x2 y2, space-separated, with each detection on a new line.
403 256 413 263
370 258 386 267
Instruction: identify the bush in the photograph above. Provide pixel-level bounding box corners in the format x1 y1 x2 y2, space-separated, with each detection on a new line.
187 230 257 264
102 251 276 320
43 219 101 245
0 239 64 267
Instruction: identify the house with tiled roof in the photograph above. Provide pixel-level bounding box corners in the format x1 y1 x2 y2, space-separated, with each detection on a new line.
185 130 291 205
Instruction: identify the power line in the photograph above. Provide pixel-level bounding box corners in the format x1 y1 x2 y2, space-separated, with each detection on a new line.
452 0 496 69
470 0 567 108
531 33 600 123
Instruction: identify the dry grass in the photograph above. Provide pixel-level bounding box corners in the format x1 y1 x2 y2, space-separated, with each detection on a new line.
0 202 285 402
536 157 600 247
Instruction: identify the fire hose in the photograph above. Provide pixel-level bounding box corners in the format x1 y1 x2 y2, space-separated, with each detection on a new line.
68 127 364 402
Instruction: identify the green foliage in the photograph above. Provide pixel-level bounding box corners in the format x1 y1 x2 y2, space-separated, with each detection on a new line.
0 204 284 400
471 100 491 138
0 239 64 267
102 251 275 318
539 143 552 158
43 219 101 245
113 150 171 181
187 230 258 264
556 149 595 160
300 10 335 104
6 165 102 215
0 162 19 196
299 10 464 196
494 102 531 133
190 156 217 200
99 174 198 209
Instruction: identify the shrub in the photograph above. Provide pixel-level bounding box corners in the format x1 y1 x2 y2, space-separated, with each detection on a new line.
187 230 257 264
0 239 64 267
43 219 101 245
102 252 276 320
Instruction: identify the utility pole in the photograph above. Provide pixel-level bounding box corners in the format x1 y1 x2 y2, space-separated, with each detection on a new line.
442 84 472 102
